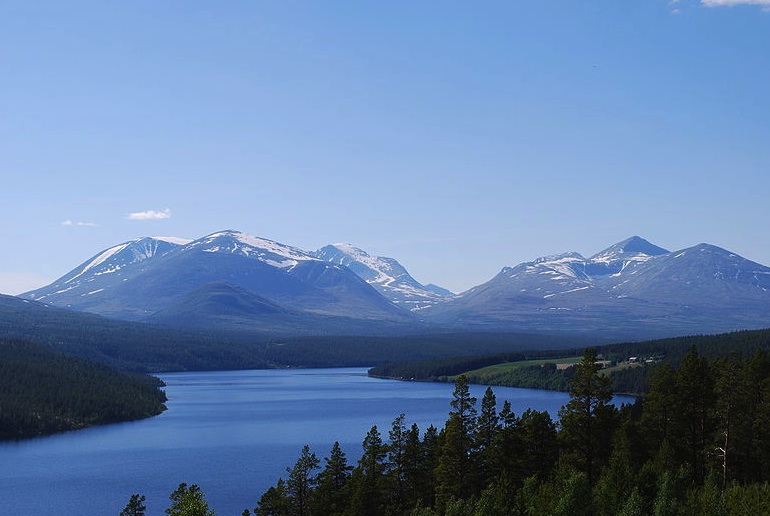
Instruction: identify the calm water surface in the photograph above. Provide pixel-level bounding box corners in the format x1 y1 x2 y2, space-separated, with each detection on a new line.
0 368 633 515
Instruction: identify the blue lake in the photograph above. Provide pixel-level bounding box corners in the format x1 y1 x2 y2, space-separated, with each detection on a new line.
0 368 633 515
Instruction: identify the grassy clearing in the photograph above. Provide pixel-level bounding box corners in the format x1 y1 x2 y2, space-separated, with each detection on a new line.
463 356 582 377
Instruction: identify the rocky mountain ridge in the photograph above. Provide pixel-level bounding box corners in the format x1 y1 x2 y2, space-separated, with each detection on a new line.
21 233 770 339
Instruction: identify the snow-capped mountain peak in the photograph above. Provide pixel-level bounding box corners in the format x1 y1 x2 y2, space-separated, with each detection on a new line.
312 243 452 310
186 230 319 269
66 236 184 284
509 252 590 282
590 236 669 264
25 236 186 302
532 252 585 265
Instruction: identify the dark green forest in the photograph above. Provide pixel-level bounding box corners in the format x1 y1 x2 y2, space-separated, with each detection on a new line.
0 337 167 439
237 347 770 516
121 345 770 515
0 296 586 371
370 328 770 396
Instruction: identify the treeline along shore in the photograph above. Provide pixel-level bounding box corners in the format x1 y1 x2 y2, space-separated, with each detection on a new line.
0 337 167 440
369 328 770 396
120 343 770 515
241 346 770 516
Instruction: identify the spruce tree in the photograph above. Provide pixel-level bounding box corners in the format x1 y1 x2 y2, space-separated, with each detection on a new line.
348 425 387 516
286 445 320 516
312 441 352 515
558 348 616 484
672 347 716 485
435 375 479 506
254 479 291 516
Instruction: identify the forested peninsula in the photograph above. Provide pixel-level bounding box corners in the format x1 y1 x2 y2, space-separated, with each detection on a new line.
0 337 167 440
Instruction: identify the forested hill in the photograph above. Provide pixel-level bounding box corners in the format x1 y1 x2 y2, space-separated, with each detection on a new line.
369 327 770 395
0 295 587 372
0 337 167 440
247 347 770 515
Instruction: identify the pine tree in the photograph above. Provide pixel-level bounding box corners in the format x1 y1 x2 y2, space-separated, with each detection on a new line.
435 375 479 506
498 399 515 428
286 445 320 516
312 441 352 516
475 387 500 488
120 494 147 516
476 387 500 453
672 347 716 485
519 408 558 482
558 348 616 484
386 413 409 514
402 422 424 508
449 375 478 437
348 425 387 516
419 425 440 508
254 479 291 516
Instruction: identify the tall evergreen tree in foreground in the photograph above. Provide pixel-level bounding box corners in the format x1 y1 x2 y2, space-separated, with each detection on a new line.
348 425 388 515
311 441 351 516
435 374 479 507
558 347 616 484
286 445 320 516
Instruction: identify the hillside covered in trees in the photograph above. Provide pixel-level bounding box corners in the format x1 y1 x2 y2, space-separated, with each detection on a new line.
0 295 586 371
0 337 167 440
237 347 770 516
369 328 770 396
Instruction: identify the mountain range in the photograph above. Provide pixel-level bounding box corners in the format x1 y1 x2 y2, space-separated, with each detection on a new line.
20 232 770 340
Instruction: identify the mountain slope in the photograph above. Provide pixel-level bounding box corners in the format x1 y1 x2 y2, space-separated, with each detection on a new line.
313 243 452 310
23 231 417 333
19 233 770 340
422 237 770 339
26 236 189 309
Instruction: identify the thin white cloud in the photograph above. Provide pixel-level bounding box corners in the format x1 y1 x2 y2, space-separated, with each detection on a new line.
61 219 98 227
701 0 770 6
126 208 172 221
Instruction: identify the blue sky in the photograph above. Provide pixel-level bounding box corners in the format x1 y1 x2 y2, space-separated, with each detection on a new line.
2 0 769 295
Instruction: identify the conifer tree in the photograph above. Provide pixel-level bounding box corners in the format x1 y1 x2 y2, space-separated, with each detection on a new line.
348 425 387 516
401 422 424 508
120 494 147 516
254 479 291 516
498 399 515 428
475 386 500 488
286 445 319 516
672 347 715 485
435 375 479 506
476 387 500 453
519 408 558 481
312 441 351 515
386 413 409 513
558 348 616 484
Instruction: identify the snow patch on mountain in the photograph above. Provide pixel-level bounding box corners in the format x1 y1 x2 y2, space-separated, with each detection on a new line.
189 231 318 269
312 243 452 310
153 236 193 246
74 243 133 281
